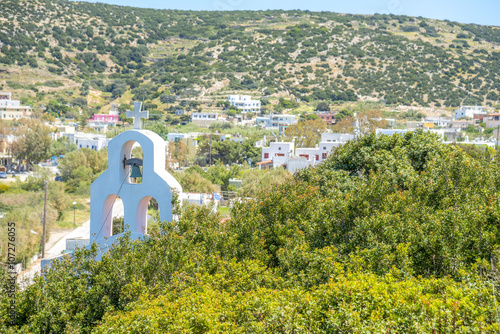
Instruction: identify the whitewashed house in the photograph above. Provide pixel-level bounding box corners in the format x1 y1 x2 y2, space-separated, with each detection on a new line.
295 142 343 165
453 106 486 120
191 112 219 127
259 133 353 172
228 95 261 113
65 132 110 151
262 141 294 161
256 114 297 135
321 133 355 143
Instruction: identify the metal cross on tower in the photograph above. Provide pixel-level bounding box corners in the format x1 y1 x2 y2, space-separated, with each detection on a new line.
126 102 149 129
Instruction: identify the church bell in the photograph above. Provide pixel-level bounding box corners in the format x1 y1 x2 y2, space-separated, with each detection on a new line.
123 156 144 179
130 165 142 178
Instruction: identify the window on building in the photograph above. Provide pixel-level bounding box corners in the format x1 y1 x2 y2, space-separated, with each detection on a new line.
322 153 328 159
264 153 269 159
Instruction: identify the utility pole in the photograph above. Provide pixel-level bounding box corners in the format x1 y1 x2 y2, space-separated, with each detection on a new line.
73 201 77 226
496 124 500 153
42 181 48 259
209 137 212 167
209 131 219 166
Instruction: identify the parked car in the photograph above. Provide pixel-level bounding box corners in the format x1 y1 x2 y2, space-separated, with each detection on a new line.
0 171 7 179
55 175 65 182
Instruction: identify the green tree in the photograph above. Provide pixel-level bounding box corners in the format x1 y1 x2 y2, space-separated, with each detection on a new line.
145 122 168 139
168 140 189 167
283 119 326 148
119 112 133 126
316 102 330 111
11 119 52 165
58 148 108 193
238 168 291 197
50 136 77 157
334 109 353 122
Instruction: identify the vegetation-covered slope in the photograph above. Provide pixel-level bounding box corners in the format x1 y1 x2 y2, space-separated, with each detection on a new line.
0 0 500 113
2 132 500 332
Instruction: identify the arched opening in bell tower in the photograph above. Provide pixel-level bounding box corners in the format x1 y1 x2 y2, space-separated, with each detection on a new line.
111 195 124 235
101 194 124 239
135 196 160 235
122 141 144 184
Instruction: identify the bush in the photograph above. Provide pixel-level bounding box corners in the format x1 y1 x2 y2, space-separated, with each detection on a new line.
0 184 9 193
43 80 65 87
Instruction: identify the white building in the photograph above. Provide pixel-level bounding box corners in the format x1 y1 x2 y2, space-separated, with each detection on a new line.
191 112 220 127
0 92 32 120
295 142 343 165
65 132 110 151
484 114 500 128
51 125 76 141
321 133 355 143
425 117 452 127
260 133 353 172
262 141 294 161
272 156 311 174
295 147 320 162
180 193 218 208
228 95 261 113
453 106 486 120
256 114 297 135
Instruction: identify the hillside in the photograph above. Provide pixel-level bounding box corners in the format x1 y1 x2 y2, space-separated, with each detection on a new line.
0 0 500 115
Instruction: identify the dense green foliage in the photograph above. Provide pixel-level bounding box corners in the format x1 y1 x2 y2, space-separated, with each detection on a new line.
2 131 500 332
1 0 500 110
197 136 261 166
58 148 108 193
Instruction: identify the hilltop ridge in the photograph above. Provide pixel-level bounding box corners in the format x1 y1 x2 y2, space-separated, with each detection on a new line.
0 0 499 115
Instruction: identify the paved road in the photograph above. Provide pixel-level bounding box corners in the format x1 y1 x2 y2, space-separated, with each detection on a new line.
1 172 32 183
18 199 124 286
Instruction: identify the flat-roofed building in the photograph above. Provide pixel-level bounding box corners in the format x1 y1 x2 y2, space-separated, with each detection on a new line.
485 114 500 128
191 112 220 127
256 114 297 135
228 95 261 113
453 106 487 120
316 112 337 125
0 92 32 120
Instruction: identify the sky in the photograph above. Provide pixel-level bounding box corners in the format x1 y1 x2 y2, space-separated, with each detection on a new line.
75 0 500 26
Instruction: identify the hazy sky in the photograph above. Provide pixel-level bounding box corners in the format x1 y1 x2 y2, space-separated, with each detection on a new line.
74 0 500 26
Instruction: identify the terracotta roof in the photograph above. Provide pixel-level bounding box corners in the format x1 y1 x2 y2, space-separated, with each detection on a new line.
256 160 273 165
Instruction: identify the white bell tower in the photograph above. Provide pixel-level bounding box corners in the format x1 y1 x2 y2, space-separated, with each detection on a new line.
89 102 182 244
